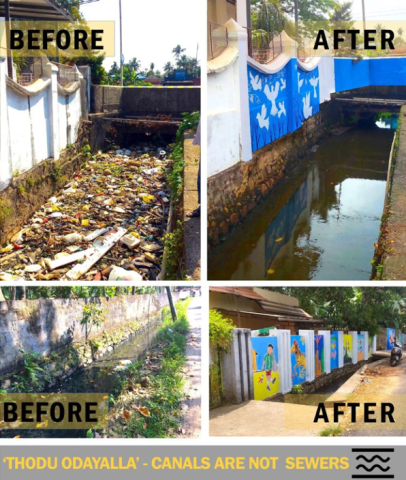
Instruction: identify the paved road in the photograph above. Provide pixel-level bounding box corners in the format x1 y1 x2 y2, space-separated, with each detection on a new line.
179 296 201 438
344 356 406 436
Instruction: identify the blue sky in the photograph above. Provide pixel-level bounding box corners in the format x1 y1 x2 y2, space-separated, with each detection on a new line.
80 0 203 72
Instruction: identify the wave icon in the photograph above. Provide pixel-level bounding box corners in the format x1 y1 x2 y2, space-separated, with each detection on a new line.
352 448 394 479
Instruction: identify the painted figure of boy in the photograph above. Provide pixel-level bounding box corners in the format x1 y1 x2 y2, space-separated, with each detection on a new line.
262 344 276 391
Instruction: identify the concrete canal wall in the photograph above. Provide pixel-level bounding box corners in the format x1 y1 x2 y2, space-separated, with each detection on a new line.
208 22 406 248
0 292 179 376
91 85 201 117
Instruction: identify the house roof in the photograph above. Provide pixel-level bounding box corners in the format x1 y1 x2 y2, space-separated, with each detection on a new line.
0 0 75 21
210 286 323 322
209 286 265 301
218 309 325 324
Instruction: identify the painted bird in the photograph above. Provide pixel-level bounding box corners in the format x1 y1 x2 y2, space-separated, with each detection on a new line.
277 101 286 118
309 76 319 98
303 92 313 119
257 104 269 130
249 71 262 91
264 82 280 116
298 74 304 92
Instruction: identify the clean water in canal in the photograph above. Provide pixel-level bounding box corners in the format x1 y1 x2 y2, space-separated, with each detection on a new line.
209 118 396 280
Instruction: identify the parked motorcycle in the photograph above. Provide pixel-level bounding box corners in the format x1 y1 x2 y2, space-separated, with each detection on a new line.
390 340 403 367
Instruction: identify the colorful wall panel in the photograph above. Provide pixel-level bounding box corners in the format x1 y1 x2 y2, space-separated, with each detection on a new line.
290 335 306 386
330 331 339 370
314 335 324 377
248 59 320 153
387 328 396 350
252 336 279 400
343 334 353 365
357 334 364 362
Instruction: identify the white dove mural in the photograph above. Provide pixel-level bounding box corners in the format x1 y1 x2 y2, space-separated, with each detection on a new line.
264 82 280 116
257 104 270 130
280 78 287 91
277 101 286 118
309 76 319 98
298 73 304 93
250 71 262 91
302 92 313 119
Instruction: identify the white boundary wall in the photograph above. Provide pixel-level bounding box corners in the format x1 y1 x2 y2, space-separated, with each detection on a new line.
0 55 83 190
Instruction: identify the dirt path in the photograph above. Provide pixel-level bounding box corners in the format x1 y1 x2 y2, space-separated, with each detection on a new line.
178 296 201 438
343 357 406 436
183 131 201 280
382 107 406 279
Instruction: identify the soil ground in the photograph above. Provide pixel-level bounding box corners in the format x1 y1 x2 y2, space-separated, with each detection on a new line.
343 356 406 436
183 132 201 280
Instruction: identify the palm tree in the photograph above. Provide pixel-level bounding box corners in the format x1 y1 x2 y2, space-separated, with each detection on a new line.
172 45 186 61
163 61 174 75
176 54 189 70
128 57 141 72
149 62 155 72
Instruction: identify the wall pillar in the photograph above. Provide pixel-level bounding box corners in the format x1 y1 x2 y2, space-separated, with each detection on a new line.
270 329 291 394
0 18 10 188
349 331 358 364
337 331 344 368
44 61 60 160
318 330 331 374
361 331 369 360
225 19 252 163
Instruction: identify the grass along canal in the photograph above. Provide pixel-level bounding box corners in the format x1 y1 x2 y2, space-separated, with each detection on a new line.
0 298 197 439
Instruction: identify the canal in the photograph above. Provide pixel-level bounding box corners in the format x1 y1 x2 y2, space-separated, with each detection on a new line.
209 117 397 280
0 319 161 438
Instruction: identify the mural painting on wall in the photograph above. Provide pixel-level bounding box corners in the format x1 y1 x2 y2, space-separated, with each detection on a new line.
314 335 324 377
252 336 279 400
330 331 339 370
248 60 320 153
297 66 320 124
357 334 364 362
387 328 396 350
290 335 306 385
343 334 353 365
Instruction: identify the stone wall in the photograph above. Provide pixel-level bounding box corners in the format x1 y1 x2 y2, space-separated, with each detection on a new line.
0 292 179 376
208 101 336 248
0 121 92 245
91 85 201 117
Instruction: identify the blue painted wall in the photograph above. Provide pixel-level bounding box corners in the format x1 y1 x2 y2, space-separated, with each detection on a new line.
248 59 320 153
335 57 406 92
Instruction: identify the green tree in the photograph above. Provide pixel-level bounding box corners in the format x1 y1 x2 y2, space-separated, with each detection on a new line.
128 57 141 72
172 45 186 61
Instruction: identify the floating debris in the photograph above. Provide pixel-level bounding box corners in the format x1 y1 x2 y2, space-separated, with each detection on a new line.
0 143 172 281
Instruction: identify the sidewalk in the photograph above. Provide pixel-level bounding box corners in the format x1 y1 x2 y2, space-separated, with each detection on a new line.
183 132 201 280
179 296 201 437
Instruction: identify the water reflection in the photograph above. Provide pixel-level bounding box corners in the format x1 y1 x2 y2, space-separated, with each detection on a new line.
209 123 395 280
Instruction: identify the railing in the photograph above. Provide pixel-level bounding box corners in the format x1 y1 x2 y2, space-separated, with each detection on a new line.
51 61 79 86
246 29 283 65
15 58 44 86
207 21 228 61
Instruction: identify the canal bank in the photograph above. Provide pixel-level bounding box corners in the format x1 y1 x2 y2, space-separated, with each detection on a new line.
375 106 406 280
209 118 395 280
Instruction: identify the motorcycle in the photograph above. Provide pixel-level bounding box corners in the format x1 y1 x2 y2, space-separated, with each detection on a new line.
390 340 403 367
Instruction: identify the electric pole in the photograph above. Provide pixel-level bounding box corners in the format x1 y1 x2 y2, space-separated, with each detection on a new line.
119 0 123 86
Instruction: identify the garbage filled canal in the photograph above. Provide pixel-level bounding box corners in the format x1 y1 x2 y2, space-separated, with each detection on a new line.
0 319 162 438
209 120 396 280
0 140 172 281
